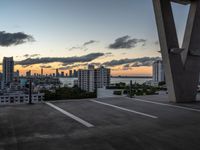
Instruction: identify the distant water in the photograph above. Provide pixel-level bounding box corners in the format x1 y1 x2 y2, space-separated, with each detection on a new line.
59 77 151 87
111 77 151 85
59 77 77 87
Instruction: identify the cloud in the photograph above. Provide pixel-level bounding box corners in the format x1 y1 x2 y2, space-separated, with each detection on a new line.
105 52 112 55
104 52 113 57
24 54 40 58
103 57 160 67
57 66 73 70
58 62 104 70
21 65 33 68
83 40 97 46
122 64 133 70
61 62 88 67
68 40 98 51
40 65 52 69
123 64 130 67
131 60 154 67
30 54 40 57
61 62 103 70
109 35 146 49
16 53 104 66
23 54 29 58
58 63 89 70
68 46 81 51
90 62 101 67
0 31 34 47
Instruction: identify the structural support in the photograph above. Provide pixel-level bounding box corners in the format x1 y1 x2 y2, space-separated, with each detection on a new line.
153 0 200 102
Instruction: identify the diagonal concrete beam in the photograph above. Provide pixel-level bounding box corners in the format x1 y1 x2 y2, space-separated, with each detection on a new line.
153 0 200 103
153 0 181 102
182 0 200 64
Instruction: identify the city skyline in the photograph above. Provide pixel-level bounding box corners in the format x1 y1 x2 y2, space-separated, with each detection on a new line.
0 0 190 76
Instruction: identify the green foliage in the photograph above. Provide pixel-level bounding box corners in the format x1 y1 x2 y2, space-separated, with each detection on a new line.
124 83 158 96
158 81 166 86
113 90 122 95
116 82 126 87
41 87 96 101
123 90 128 94
107 82 127 89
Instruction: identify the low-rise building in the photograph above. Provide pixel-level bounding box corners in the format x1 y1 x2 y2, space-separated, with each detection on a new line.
0 92 44 105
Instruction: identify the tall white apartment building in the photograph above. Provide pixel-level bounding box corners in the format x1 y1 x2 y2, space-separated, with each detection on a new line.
78 67 95 92
78 65 110 92
95 66 110 89
152 60 165 83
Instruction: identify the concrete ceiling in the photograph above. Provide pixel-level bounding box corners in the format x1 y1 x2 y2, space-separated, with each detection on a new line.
171 0 191 4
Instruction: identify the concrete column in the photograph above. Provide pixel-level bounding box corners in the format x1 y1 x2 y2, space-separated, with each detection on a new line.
153 0 200 102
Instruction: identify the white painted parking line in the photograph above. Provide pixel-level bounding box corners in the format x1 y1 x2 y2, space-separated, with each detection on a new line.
128 98 200 113
45 102 94 128
90 99 158 119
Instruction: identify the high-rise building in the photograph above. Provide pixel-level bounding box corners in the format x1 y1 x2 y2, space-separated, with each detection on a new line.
15 70 20 77
2 57 14 88
13 70 20 82
88 64 95 70
56 69 59 77
41 68 43 76
78 65 110 92
78 67 95 92
61 71 64 77
69 70 73 77
73 70 78 77
26 70 31 77
152 60 165 83
0 72 3 89
95 66 110 89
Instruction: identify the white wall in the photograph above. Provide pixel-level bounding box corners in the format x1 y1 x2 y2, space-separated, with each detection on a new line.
97 87 124 98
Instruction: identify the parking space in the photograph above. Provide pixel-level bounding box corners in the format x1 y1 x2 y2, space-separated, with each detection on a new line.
94 97 200 128
0 103 85 150
96 96 200 116
1 96 200 150
136 94 200 110
50 99 157 127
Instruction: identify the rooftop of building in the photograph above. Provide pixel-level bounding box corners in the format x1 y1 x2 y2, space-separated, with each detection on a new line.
1 94 200 150
3 56 14 61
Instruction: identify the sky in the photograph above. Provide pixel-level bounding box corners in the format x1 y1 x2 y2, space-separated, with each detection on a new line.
0 0 190 76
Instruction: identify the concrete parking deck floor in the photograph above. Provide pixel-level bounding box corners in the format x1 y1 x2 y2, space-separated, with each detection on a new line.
1 95 200 150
